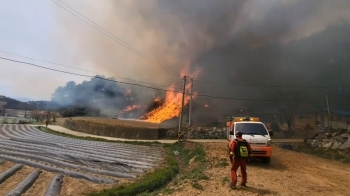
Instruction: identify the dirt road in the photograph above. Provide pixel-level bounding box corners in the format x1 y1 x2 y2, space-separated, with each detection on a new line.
168 143 350 196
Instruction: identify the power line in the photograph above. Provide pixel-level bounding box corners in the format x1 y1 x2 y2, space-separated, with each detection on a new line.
0 50 105 75
0 50 180 89
0 56 181 91
0 56 287 102
51 0 180 77
193 78 342 89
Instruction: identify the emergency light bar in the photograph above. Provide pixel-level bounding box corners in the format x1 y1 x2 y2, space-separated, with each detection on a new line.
233 116 260 122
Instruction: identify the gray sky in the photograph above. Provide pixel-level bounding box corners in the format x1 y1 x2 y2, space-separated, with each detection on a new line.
0 0 86 100
1 0 350 101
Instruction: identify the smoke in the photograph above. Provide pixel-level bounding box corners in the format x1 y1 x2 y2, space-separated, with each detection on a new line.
53 0 350 118
51 76 138 117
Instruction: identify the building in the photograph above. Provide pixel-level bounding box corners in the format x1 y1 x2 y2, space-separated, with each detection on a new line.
5 109 32 118
250 105 350 130
5 109 17 117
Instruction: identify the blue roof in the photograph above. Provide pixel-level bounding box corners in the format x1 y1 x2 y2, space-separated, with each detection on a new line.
322 107 350 116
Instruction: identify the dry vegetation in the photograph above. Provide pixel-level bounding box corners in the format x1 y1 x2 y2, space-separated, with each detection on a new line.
71 117 160 128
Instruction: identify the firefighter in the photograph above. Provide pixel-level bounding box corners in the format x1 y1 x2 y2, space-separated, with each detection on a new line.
229 131 252 189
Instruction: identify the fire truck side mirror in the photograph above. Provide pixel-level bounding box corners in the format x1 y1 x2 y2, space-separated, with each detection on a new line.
269 131 274 136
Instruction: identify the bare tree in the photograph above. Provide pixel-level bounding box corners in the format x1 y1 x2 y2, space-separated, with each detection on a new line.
52 111 56 122
271 91 301 132
33 110 40 122
46 110 51 121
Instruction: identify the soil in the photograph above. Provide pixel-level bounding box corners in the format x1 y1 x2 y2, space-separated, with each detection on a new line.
23 171 55 196
166 143 350 196
0 165 34 195
0 160 134 196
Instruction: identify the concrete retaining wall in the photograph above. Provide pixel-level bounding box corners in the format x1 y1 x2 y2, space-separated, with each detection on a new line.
63 119 167 140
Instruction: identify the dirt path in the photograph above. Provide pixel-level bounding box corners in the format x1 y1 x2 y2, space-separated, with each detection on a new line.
169 143 350 196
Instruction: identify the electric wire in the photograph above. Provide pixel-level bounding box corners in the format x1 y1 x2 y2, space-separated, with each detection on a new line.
0 56 292 102
0 50 181 89
51 0 180 77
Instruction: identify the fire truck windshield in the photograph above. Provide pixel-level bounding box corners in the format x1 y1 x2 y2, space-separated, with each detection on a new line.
235 123 268 135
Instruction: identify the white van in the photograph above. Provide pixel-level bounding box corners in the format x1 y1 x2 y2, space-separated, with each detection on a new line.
226 116 273 164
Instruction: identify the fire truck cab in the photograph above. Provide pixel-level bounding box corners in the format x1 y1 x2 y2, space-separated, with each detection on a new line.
226 116 273 164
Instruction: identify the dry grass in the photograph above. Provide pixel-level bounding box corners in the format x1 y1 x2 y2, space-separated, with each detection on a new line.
71 117 160 128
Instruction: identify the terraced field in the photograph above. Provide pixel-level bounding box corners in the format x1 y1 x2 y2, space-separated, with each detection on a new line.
0 124 164 196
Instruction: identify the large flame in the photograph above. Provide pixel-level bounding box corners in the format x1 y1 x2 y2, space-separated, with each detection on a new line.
141 84 191 123
118 65 201 123
141 66 201 123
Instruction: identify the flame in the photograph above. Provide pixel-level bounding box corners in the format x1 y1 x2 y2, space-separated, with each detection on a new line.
118 104 141 117
123 105 141 112
141 85 191 123
141 66 201 123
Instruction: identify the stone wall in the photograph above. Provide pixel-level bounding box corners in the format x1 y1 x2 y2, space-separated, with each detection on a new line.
166 127 227 139
305 129 350 150
63 119 167 140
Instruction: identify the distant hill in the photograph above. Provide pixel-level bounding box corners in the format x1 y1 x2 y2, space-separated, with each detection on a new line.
0 96 54 111
13 97 37 102
0 96 25 110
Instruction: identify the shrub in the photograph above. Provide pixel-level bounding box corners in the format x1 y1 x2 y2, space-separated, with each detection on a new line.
334 153 345 160
61 107 88 117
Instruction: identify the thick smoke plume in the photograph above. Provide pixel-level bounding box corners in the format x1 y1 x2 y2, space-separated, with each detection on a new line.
53 0 350 120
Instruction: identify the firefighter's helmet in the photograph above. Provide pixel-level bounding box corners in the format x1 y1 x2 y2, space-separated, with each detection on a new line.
236 131 243 137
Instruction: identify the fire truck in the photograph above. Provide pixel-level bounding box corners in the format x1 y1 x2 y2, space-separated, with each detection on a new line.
226 116 273 164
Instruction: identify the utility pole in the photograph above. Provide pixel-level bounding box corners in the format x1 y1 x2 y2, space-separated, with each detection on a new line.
189 78 193 125
326 90 332 130
178 76 187 140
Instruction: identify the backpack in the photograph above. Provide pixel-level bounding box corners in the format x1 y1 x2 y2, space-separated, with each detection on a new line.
234 139 249 158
